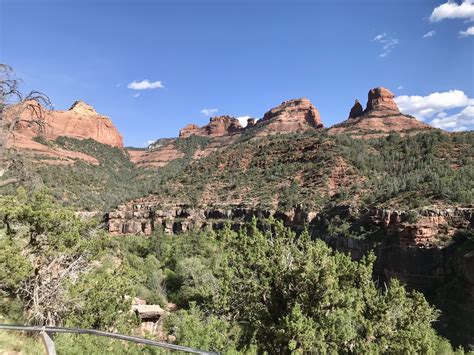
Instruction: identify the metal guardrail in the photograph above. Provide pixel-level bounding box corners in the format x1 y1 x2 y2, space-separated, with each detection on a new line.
0 324 219 355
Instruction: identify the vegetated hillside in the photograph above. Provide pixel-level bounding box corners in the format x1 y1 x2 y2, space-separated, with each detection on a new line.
0 135 212 211
4 126 472 216
152 129 474 210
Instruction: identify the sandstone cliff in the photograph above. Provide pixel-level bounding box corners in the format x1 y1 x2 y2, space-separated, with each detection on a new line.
4 100 123 164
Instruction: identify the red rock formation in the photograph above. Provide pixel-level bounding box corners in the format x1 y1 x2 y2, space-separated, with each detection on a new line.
348 100 363 119
366 87 399 113
5 100 123 147
262 98 323 128
179 124 201 138
3 100 123 164
179 116 243 138
205 116 242 136
329 87 432 137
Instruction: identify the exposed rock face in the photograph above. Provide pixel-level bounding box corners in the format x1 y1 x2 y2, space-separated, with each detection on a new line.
366 87 399 113
179 124 201 138
247 118 256 127
3 100 123 164
108 199 313 236
261 98 323 131
108 197 473 248
50 101 123 147
69 100 99 115
179 116 242 138
348 100 363 119
329 87 432 137
5 101 123 147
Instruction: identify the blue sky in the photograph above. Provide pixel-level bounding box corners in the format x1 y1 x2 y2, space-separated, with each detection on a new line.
1 0 473 146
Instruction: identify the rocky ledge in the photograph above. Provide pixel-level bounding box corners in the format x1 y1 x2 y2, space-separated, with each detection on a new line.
108 198 473 248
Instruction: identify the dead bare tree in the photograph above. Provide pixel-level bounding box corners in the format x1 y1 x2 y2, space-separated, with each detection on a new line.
0 64 53 188
19 253 92 326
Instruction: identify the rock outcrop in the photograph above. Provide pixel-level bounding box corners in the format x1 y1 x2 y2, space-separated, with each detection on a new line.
247 118 257 127
3 100 124 164
179 116 243 138
329 87 432 137
109 198 473 247
7 100 123 147
348 100 364 119
366 87 399 113
258 98 323 135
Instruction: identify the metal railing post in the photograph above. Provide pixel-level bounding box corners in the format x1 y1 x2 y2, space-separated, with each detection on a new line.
40 327 56 355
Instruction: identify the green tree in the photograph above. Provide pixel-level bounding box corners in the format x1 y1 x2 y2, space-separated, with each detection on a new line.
214 218 443 353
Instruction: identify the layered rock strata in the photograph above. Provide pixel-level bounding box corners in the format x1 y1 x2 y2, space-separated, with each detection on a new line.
3 100 123 164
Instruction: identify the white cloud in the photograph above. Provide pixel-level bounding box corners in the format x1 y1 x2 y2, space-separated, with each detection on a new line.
395 90 474 119
200 108 219 116
397 85 404 90
373 33 399 57
127 79 164 90
423 30 436 38
430 105 474 130
429 0 474 22
132 93 140 98
460 25 474 36
395 90 474 131
236 116 251 127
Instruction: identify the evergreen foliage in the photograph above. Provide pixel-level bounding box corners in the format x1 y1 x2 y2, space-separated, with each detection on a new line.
0 190 463 353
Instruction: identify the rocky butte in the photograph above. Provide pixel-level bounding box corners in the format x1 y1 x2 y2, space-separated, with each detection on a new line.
3 100 123 164
259 97 323 134
329 87 432 137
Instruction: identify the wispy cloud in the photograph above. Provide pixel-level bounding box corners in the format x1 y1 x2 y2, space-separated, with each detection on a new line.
127 79 164 90
200 108 219 116
423 30 436 38
395 89 474 131
373 33 399 58
373 33 386 41
429 0 474 22
460 25 474 36
132 93 140 98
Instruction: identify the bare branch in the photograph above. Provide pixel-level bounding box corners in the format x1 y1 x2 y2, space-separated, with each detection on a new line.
0 63 53 190
0 177 19 188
